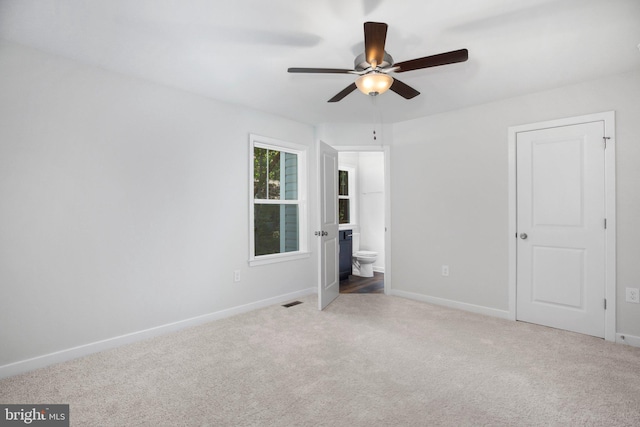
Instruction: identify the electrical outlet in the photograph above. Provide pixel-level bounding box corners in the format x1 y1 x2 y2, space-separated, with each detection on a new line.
234 270 241 283
626 288 640 303
441 265 449 277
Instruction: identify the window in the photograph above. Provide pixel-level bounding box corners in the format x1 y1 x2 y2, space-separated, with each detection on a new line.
250 134 308 265
338 167 356 226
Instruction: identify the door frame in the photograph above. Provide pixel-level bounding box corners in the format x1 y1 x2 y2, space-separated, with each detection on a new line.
334 145 392 295
507 111 616 341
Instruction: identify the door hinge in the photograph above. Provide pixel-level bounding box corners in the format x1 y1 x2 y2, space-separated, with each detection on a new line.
603 136 611 149
604 299 607 310
604 218 607 229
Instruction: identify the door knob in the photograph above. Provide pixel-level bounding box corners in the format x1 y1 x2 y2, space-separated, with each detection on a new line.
520 233 528 240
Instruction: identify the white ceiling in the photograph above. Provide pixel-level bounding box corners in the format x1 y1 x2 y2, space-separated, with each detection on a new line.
1 0 639 125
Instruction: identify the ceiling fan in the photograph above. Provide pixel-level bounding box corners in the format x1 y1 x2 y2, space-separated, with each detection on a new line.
288 22 468 102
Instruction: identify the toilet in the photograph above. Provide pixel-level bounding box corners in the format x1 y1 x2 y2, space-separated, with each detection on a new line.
351 233 378 278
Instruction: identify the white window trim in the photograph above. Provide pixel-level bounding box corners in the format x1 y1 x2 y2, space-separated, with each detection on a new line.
249 134 309 266
338 166 357 229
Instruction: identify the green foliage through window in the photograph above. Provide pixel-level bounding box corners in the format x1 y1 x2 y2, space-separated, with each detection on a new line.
339 170 349 196
338 169 351 224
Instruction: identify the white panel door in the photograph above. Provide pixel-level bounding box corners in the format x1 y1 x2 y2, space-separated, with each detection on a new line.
318 141 339 310
516 121 606 337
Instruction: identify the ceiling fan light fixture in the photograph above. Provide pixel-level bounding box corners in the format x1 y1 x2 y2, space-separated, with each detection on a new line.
355 72 393 96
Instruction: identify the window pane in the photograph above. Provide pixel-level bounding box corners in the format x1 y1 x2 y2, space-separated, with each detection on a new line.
255 204 280 256
339 199 350 224
284 152 298 200
268 149 281 200
255 148 289 200
254 204 299 256
254 147 267 199
339 170 349 196
283 204 299 252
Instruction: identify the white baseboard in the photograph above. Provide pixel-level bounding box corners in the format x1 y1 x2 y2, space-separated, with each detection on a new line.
0 287 316 379
390 289 511 320
616 333 640 348
373 266 385 273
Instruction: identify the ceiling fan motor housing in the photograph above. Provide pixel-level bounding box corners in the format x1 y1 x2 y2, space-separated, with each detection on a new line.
354 51 394 71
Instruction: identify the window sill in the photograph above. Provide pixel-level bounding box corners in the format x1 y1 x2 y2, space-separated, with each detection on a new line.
249 251 311 267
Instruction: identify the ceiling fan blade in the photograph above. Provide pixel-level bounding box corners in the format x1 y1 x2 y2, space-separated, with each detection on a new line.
389 79 420 99
288 67 355 74
394 49 469 73
328 83 358 103
364 22 388 67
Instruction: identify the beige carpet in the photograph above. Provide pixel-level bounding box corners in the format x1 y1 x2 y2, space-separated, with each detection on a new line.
2 294 640 426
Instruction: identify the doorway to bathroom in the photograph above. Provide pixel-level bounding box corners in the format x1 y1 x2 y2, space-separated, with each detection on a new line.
336 148 389 294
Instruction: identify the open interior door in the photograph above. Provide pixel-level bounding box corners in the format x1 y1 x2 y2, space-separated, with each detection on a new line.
318 141 339 310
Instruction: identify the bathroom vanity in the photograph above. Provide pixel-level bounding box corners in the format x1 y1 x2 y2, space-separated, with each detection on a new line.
339 230 352 281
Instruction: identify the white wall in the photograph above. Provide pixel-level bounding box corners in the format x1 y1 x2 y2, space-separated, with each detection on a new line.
391 70 640 337
0 41 317 373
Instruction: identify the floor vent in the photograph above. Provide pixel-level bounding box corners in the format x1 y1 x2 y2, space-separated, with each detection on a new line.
282 301 303 308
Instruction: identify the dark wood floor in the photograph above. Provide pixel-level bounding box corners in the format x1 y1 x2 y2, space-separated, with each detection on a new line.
340 272 384 294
